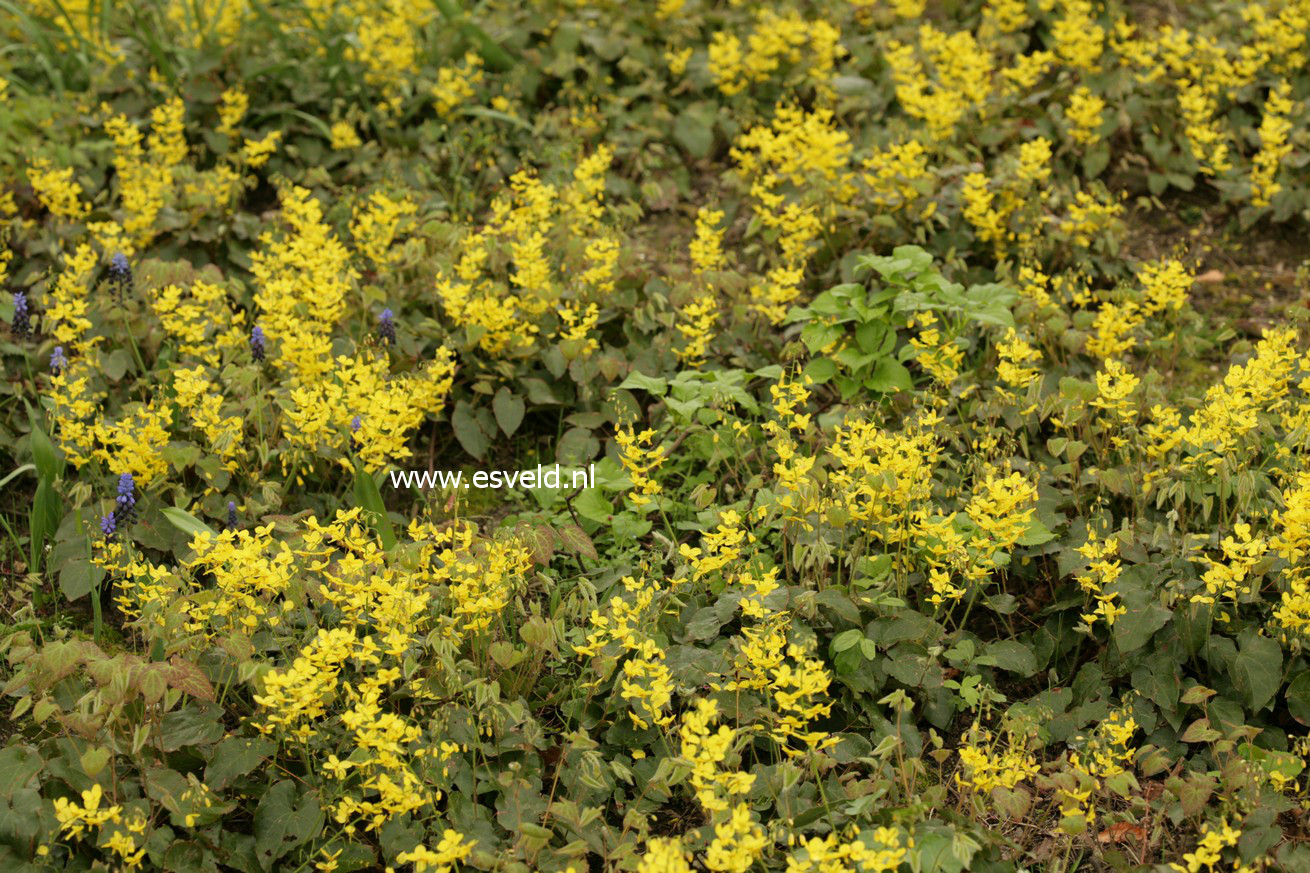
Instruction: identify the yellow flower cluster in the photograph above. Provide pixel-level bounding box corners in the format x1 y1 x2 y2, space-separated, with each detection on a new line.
1076 532 1126 629
733 107 852 322
1250 78 1295 206
706 8 842 99
884 24 994 141
53 785 147 869
432 52 486 117
437 150 618 355
956 724 1041 794
616 425 667 509
351 190 418 265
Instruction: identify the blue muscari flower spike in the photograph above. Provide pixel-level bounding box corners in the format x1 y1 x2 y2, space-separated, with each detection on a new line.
250 325 265 362
351 415 362 432
378 308 396 346
226 501 238 531
108 253 132 296
50 346 67 375
115 472 137 525
100 513 117 538
11 291 30 337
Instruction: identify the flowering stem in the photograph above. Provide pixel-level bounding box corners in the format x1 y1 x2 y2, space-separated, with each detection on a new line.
118 306 147 376
84 516 102 642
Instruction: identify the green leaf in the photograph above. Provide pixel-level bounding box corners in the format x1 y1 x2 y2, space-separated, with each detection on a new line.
27 415 61 481
0 464 34 493
814 589 861 625
432 0 515 71
1286 671 1310 725
0 747 44 799
831 629 863 654
30 478 61 574
573 489 613 524
1232 629 1282 713
353 463 397 551
1083 141 1111 178
555 524 598 561
1180 685 1217 706
159 705 224 752
865 358 913 393
556 427 597 466
1112 568 1171 654
617 371 668 394
1238 743 1304 783
982 640 1037 677
611 512 652 541
805 357 838 384
1180 718 1221 743
1017 519 1056 546
0 788 42 844
673 102 716 158
254 780 324 872
493 387 526 437
458 105 531 131
160 507 218 542
684 607 724 642
451 400 490 460
59 557 104 601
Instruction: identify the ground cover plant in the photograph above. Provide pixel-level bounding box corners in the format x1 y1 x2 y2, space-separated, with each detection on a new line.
2 0 1310 870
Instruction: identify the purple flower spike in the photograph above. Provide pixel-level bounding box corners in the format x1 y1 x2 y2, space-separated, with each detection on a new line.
250 325 266 362
12 292 30 338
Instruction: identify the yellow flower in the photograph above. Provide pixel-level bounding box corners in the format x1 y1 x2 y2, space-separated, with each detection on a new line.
1051 0 1105 71
616 425 667 508
996 329 1042 398
396 830 475 873
863 139 934 212
639 837 692 873
1065 86 1107 146
351 190 417 264
27 158 89 220
665 46 694 77
1250 79 1295 206
690 208 727 275
1091 360 1140 423
432 52 485 117
242 130 282 168
330 120 363 150
1169 820 1242 873
1177 80 1231 175
956 724 1041 793
675 294 718 367
216 87 248 138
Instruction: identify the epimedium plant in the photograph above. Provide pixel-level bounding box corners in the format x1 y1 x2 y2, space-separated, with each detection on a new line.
788 246 1018 398
5 0 1310 872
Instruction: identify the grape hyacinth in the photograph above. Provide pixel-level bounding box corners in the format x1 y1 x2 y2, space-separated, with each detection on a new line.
11 291 30 337
250 325 266 361
115 472 138 526
378 308 396 346
50 346 67 375
108 252 132 298
226 501 238 531
100 472 137 540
